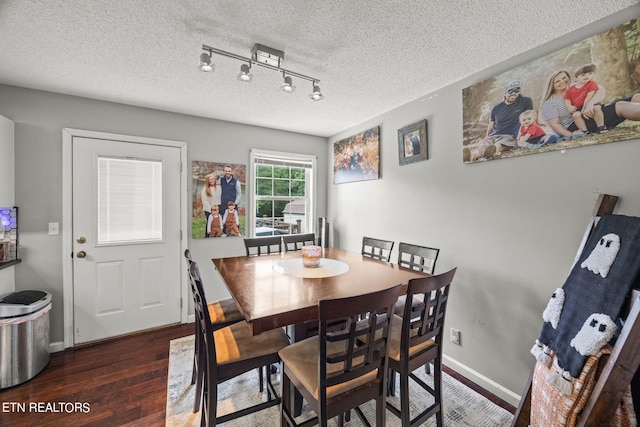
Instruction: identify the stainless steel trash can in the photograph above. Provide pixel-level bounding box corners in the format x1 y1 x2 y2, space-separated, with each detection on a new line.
0 290 52 389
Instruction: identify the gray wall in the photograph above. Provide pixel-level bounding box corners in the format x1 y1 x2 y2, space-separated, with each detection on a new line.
0 84 328 347
0 114 15 295
327 6 640 405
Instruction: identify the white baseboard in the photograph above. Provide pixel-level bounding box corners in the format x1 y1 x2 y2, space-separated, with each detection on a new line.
443 354 521 407
49 317 196 354
49 341 65 353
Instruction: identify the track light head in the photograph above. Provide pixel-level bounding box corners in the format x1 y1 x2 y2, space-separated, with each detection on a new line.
309 84 324 101
237 64 253 82
281 76 296 93
199 53 214 72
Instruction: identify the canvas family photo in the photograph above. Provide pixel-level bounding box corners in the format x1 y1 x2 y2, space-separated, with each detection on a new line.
333 126 381 184
463 18 640 164
191 161 246 239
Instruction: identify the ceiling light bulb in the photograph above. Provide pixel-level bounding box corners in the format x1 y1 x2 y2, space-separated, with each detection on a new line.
281 76 296 93
237 64 253 82
199 53 213 72
309 85 324 101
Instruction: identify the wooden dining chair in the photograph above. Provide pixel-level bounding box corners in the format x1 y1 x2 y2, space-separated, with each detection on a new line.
394 242 440 317
243 236 285 379
188 258 290 427
361 236 394 262
244 236 283 256
184 250 246 412
386 268 457 427
282 233 316 252
279 283 402 427
391 242 441 382
397 242 439 274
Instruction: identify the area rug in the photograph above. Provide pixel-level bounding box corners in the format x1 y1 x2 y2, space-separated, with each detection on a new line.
166 335 513 426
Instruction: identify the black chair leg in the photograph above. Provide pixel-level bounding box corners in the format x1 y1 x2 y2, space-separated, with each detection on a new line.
388 368 396 396
400 372 411 426
191 353 197 384
191 330 200 385
193 338 205 413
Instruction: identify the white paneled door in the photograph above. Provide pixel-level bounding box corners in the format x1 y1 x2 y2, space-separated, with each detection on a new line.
72 137 181 344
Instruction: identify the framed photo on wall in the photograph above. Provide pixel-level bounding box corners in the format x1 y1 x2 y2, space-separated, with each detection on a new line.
398 119 428 165
192 161 246 239
333 126 380 184
462 18 640 164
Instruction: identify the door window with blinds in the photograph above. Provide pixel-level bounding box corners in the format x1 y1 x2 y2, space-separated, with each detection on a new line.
97 156 163 244
249 150 316 238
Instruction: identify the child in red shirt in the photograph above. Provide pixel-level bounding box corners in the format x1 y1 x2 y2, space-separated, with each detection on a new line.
517 110 557 147
564 63 607 133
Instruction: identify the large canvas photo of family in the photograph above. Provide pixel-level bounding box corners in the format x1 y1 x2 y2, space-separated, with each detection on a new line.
192 161 246 239
463 18 640 164
333 126 381 184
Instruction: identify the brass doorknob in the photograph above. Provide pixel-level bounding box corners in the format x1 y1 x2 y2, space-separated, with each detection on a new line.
76 251 87 258
76 236 86 244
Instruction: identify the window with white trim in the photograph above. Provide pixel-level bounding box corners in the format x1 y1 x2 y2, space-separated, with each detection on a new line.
249 150 316 238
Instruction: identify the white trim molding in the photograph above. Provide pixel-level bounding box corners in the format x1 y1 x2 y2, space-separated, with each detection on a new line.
62 128 188 348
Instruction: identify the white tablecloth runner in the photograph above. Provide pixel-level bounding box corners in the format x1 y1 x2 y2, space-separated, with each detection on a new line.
273 258 350 278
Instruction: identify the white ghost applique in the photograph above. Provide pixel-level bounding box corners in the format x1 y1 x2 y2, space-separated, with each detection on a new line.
580 233 620 278
570 313 617 356
542 288 565 329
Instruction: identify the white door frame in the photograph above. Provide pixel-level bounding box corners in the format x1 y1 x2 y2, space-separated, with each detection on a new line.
62 128 188 348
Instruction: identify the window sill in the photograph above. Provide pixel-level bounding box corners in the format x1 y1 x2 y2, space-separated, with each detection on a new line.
0 259 21 270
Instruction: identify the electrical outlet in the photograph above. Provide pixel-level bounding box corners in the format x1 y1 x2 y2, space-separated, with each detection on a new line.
451 328 461 345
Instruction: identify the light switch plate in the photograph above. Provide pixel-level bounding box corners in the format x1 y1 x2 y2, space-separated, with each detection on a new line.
48 222 60 235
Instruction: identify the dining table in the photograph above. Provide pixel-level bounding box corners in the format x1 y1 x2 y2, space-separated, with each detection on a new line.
212 247 428 339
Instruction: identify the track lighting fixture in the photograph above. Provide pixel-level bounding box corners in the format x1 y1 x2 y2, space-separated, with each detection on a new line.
199 43 324 100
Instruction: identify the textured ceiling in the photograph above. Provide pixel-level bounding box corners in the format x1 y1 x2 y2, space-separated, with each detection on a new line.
0 0 637 137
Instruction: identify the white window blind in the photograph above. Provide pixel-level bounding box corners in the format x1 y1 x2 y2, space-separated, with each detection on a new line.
97 157 163 244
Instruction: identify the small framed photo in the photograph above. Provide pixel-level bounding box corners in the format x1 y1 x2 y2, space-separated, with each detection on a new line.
398 119 428 165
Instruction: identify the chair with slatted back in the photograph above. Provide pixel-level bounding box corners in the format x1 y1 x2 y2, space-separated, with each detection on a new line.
390 242 441 384
282 233 316 252
386 268 457 427
361 236 394 262
394 242 440 317
243 236 284 380
279 284 402 427
244 236 283 256
184 250 246 412
397 242 439 273
189 258 290 427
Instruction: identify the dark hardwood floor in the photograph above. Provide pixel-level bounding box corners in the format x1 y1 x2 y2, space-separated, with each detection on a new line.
0 323 193 427
0 323 515 427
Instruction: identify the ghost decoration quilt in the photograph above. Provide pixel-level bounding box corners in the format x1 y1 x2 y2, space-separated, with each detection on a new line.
535 214 640 382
